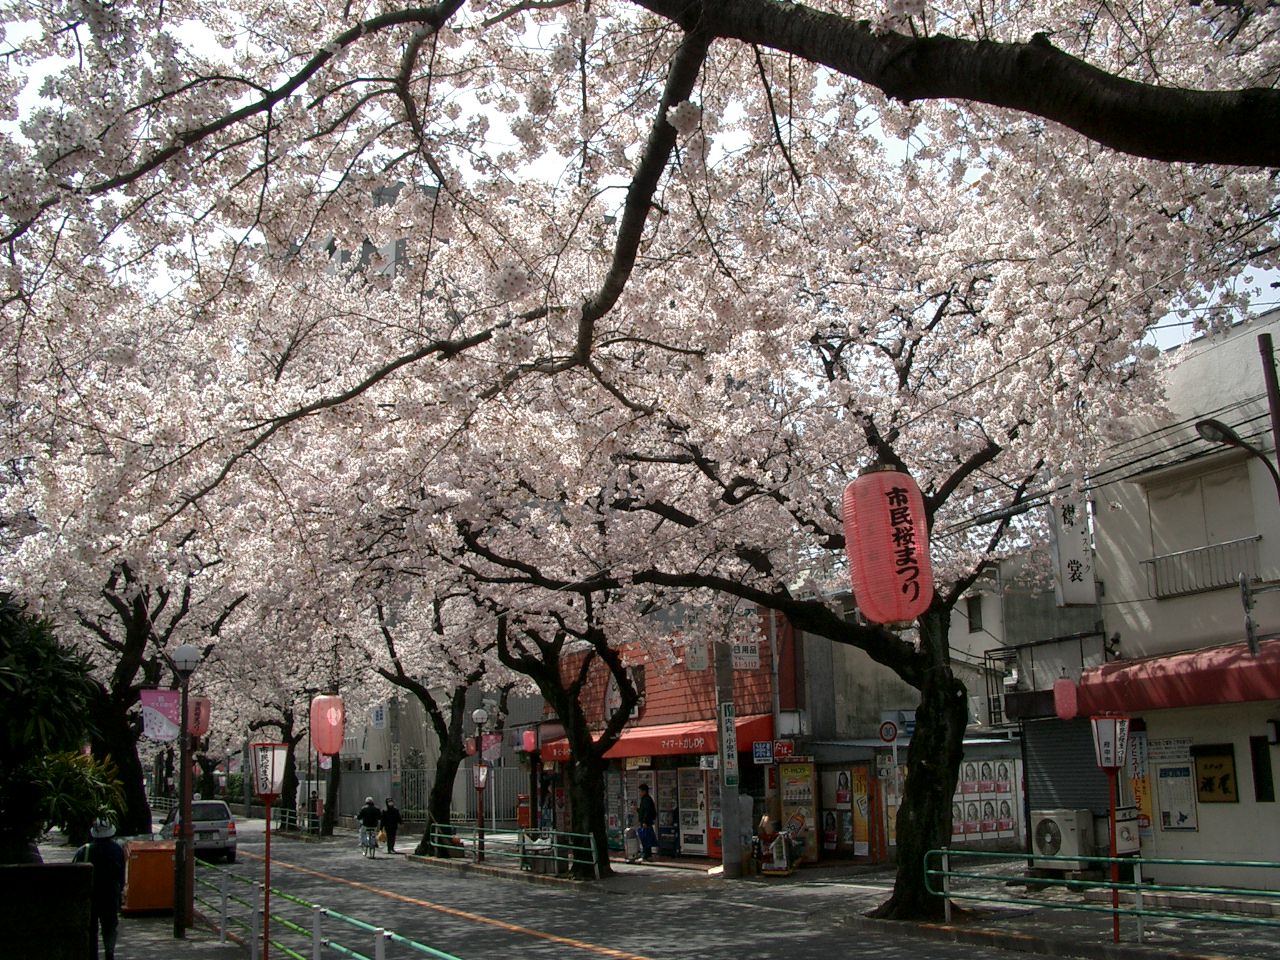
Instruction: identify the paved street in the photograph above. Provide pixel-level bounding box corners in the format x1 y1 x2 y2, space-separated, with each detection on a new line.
41 816 1280 960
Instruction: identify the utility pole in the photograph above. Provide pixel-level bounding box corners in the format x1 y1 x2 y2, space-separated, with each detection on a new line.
713 640 743 878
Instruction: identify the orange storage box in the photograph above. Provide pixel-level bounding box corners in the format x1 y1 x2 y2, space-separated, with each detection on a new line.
123 839 176 913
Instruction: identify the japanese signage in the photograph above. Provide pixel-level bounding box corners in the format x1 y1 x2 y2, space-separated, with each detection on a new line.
370 703 387 729
773 739 795 760
685 638 708 672
753 740 774 764
1048 495 1094 606
250 742 288 799
719 702 739 786
731 640 760 670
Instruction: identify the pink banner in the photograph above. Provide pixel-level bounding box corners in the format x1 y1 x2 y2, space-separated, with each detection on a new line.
141 689 181 741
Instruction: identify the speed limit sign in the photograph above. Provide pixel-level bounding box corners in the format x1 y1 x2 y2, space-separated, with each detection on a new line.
878 720 898 743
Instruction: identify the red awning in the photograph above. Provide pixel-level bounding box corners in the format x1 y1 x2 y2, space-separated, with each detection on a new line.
540 714 774 764
1056 638 1280 718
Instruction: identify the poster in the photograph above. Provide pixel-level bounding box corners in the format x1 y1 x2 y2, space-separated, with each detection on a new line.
140 689 181 741
852 766 870 856
1157 763 1198 830
779 761 815 860
1127 730 1154 835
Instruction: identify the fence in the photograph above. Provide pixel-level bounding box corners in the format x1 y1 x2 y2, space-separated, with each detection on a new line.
924 848 1280 943
343 767 527 826
194 858 464 960
422 822 599 879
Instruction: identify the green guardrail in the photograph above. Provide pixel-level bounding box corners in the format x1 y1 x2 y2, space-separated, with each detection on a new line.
195 858 464 960
924 847 1280 944
425 823 601 880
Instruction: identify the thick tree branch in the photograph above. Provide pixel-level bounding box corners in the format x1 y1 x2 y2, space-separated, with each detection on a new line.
637 0 1280 166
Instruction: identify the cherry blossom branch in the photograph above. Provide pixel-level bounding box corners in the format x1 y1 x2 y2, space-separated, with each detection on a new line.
635 0 1280 165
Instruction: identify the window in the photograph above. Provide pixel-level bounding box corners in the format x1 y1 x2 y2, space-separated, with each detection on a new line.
966 595 983 633
1147 463 1253 556
1250 736 1276 803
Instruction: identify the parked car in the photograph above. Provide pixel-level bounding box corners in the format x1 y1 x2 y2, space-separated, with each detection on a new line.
160 799 238 862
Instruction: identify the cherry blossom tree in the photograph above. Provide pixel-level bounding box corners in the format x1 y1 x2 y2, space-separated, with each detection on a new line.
4 0 1280 921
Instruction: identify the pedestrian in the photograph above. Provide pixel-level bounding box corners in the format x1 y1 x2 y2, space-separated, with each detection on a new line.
73 816 125 960
636 782 657 860
382 797 402 853
356 796 381 858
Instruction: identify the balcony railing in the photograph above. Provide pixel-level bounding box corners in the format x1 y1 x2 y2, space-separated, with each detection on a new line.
1141 536 1262 599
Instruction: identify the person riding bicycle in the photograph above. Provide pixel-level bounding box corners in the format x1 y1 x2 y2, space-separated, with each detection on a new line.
356 797 382 858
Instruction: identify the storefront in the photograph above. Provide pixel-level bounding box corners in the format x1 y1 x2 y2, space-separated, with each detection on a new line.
540 714 774 858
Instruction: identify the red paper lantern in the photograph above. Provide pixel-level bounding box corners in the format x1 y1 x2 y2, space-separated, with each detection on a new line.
310 694 345 756
842 469 934 624
188 695 212 737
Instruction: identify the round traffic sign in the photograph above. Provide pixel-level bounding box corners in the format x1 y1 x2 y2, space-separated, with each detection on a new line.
879 720 898 743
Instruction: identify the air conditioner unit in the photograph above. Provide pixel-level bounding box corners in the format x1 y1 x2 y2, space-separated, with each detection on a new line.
1031 809 1093 869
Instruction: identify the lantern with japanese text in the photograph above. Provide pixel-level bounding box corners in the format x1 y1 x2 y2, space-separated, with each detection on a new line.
187 695 211 738
310 694 345 756
842 469 934 625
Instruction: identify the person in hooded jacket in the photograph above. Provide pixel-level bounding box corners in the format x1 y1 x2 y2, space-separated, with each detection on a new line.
73 817 126 960
356 797 382 857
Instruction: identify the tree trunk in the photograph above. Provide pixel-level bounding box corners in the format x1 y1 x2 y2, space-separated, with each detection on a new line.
416 749 465 856
566 758 611 878
87 686 151 836
868 606 968 920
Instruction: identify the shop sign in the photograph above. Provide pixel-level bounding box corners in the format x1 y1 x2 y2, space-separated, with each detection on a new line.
625 756 652 770
753 740 774 764
700 754 719 769
731 640 760 670
773 739 795 760
685 638 709 672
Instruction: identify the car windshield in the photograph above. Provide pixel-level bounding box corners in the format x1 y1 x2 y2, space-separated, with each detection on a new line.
191 804 230 822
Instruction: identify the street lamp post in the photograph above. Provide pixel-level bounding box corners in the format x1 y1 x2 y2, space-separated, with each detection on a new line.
170 643 200 939
1195 418 1280 503
1091 714 1131 945
472 706 489 863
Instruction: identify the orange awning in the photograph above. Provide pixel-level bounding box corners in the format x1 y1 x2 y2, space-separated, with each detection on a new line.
540 713 774 763
1056 638 1280 718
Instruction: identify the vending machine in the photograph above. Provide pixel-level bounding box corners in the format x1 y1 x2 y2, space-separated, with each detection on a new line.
677 766 708 855
656 769 679 855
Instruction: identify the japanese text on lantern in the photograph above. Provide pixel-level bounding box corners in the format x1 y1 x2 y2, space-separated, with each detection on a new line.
886 486 921 602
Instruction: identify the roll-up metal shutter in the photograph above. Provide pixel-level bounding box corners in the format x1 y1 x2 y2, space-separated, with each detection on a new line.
1021 717 1110 816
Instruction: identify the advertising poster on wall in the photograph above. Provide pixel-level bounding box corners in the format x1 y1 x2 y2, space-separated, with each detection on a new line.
1157 763 1198 831
779 761 815 861
1127 730 1154 836
852 766 870 856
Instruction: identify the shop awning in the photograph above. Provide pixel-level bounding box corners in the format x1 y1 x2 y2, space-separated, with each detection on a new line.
540 713 774 764
1055 638 1280 718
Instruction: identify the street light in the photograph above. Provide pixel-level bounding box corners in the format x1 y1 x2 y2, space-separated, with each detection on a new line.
171 642 200 939
472 706 489 863
1195 418 1280 502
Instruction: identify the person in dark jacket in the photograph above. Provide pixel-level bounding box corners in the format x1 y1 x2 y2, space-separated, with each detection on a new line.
381 798 403 853
74 817 126 960
356 797 382 858
636 783 657 860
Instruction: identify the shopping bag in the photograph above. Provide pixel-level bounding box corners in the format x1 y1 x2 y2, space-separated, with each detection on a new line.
376 828 387 843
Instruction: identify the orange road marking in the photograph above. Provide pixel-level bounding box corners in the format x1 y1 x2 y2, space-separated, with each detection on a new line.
240 851 651 960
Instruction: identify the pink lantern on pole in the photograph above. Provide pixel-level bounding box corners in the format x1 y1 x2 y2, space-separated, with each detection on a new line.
842 469 934 625
187 696 211 737
310 694 345 756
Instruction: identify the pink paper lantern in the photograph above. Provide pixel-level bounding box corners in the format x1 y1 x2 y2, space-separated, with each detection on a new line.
842 470 934 624
310 694 345 756
188 695 212 737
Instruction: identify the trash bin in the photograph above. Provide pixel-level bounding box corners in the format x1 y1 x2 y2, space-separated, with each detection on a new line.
123 840 176 913
516 794 531 829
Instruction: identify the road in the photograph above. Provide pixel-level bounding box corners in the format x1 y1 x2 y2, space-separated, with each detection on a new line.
214 819 1035 960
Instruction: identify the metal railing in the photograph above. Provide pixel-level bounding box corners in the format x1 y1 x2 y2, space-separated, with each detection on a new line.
925 848 1280 944
1142 535 1262 598
424 823 600 880
194 858 465 960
